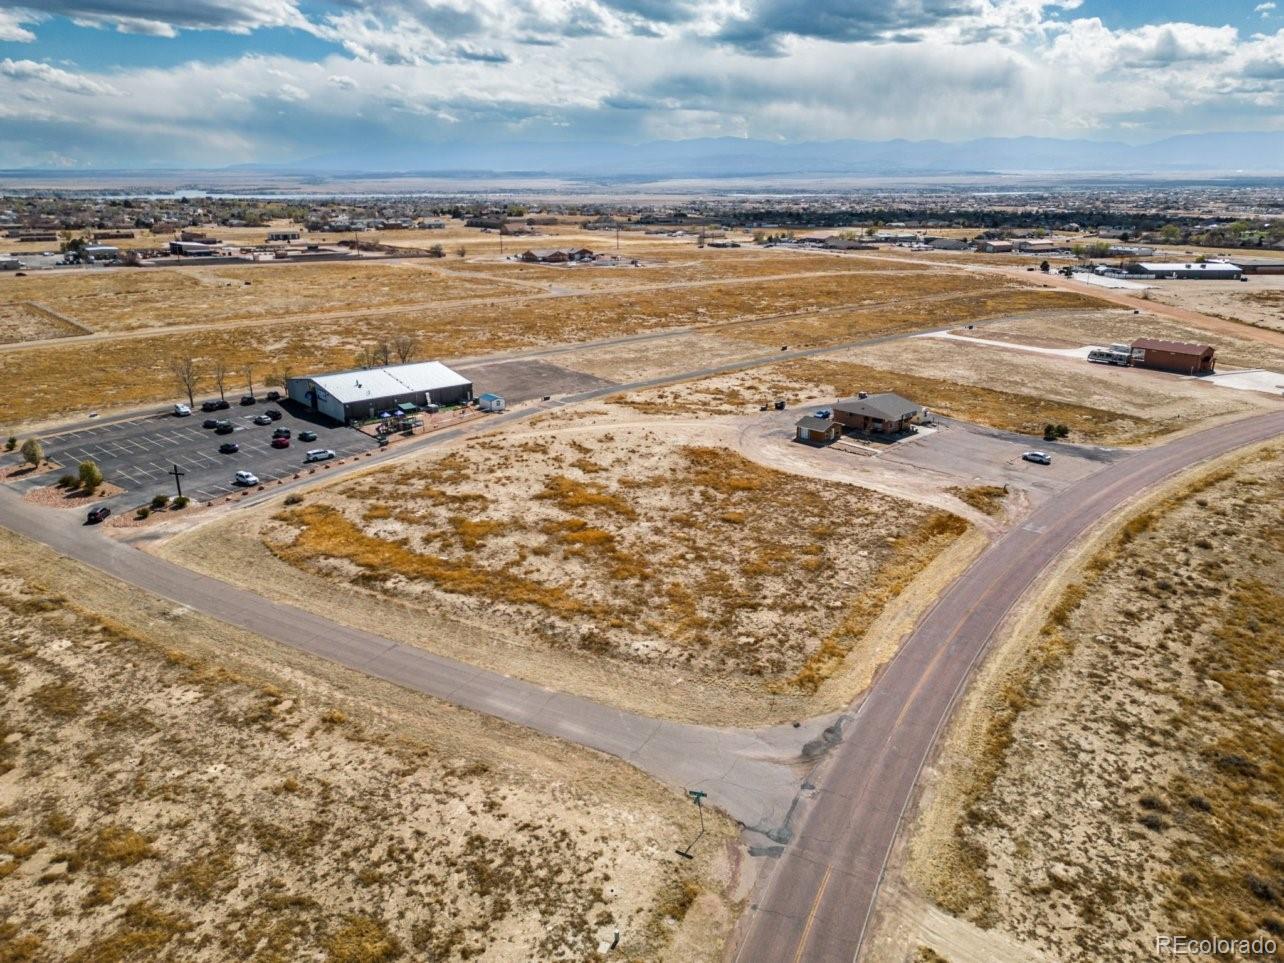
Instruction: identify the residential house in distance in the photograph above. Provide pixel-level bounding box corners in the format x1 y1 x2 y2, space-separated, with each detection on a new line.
266 230 300 243
975 239 1013 253
927 237 968 250
519 248 594 263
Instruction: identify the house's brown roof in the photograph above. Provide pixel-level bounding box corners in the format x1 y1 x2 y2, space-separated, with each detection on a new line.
1131 338 1214 356
834 392 920 422
795 415 837 432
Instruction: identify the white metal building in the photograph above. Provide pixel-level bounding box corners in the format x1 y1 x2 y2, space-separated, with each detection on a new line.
287 361 473 423
1133 262 1243 280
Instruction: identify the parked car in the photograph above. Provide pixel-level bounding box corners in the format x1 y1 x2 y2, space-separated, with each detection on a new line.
202 418 220 429
298 430 318 442
271 437 290 449
234 470 259 486
265 409 283 421
239 395 256 406
201 399 230 412
218 442 239 454
214 421 234 434
272 427 291 439
265 390 281 401
86 506 111 524
173 403 191 417
1022 450 1052 465
814 409 832 419
304 448 336 463
253 414 272 426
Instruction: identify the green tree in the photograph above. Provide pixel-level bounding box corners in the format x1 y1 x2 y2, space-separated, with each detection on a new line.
4 436 15 451
1159 224 1182 243
19 437 42 467
78 459 103 491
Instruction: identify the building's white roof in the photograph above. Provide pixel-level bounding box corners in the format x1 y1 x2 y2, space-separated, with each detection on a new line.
308 361 471 404
1136 262 1242 273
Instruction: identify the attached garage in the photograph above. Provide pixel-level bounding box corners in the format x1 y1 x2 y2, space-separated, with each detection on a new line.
287 361 473 424
795 415 841 445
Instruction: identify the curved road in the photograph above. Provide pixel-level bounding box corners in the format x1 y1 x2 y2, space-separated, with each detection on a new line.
731 409 1284 962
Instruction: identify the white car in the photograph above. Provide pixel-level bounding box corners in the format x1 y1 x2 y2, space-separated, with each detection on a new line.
173 403 192 417
234 470 260 486
1022 450 1052 465
304 448 336 463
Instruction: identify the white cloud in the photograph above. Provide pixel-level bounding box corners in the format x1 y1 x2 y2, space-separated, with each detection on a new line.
7 0 308 36
1256 2 1276 17
0 58 119 95
0 8 38 41
0 2 1280 166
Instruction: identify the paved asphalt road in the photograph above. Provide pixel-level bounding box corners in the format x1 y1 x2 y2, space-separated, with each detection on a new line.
731 409 1284 963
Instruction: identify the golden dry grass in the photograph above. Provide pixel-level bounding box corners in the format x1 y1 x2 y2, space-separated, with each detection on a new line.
0 267 1008 427
0 542 729 961
922 450 1284 959
265 436 966 690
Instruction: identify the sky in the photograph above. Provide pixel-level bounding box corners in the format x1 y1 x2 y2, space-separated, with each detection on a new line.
0 1 1281 168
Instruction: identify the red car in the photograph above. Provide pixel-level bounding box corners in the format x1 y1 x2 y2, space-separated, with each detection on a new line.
271 436 290 449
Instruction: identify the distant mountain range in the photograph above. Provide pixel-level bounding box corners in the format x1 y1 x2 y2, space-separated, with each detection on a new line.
286 132 1284 178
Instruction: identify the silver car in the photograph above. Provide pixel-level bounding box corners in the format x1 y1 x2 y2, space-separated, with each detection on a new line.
304 448 336 463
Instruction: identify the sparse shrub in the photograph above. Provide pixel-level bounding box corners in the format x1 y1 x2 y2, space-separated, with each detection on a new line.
57 475 76 489
19 437 42 467
151 494 169 510
171 496 189 509
1043 423 1057 441
78 459 103 491
136 507 151 520
284 493 303 506
1138 812 1168 832
4 436 14 451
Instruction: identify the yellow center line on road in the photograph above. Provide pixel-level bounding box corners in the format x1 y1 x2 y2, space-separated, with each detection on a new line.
793 865 833 963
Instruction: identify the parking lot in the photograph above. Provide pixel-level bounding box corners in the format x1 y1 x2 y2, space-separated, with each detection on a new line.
39 401 376 504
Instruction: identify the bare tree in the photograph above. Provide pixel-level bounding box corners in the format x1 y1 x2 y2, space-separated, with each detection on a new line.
170 356 198 407
373 340 392 366
243 363 255 399
391 334 416 364
455 245 466 258
213 359 229 402
354 345 377 369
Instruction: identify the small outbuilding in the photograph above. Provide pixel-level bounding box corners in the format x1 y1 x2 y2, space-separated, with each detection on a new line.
1130 339 1216 375
833 392 921 434
476 392 506 412
795 415 841 445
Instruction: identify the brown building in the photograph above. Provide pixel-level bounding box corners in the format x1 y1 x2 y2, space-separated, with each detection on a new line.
1130 338 1215 375
794 415 841 445
832 393 921 434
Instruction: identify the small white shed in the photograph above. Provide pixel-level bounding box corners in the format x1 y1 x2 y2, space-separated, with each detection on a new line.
477 392 506 413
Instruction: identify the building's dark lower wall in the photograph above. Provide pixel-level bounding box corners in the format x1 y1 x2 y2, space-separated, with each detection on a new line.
341 381 473 422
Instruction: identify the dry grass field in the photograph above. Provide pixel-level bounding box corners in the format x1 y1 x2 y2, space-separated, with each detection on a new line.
0 302 85 344
1143 276 1284 333
0 528 739 962
160 425 967 723
0 266 1010 428
0 262 523 334
725 288 1104 350
906 447 1284 961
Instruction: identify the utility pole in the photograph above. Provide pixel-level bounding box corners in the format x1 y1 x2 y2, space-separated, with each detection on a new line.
168 463 186 500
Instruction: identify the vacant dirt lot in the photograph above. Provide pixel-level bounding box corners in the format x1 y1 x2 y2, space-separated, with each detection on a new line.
1143 275 1284 333
0 261 522 334
159 425 967 723
0 302 84 344
0 528 739 962
904 447 1284 962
